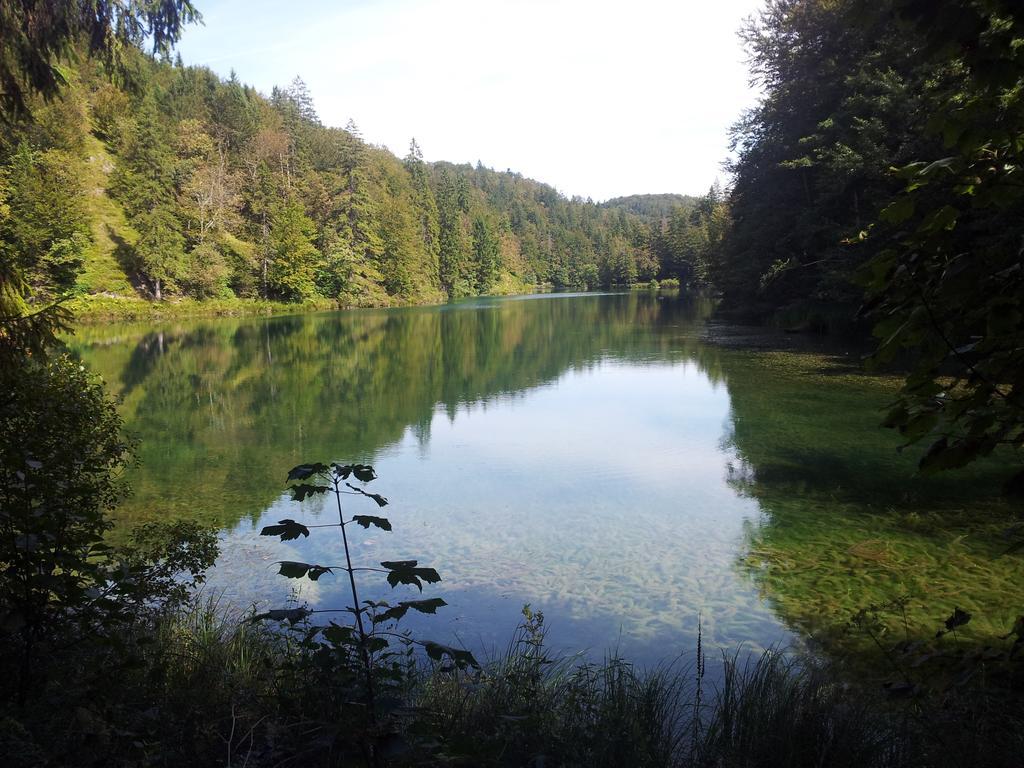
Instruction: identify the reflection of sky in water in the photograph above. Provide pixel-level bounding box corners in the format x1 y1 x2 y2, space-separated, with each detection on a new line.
205 359 793 666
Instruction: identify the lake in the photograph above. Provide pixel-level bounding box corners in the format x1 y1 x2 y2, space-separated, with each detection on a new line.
70 291 1022 668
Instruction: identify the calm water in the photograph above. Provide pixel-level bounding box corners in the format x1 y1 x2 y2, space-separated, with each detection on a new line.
70 292 1021 666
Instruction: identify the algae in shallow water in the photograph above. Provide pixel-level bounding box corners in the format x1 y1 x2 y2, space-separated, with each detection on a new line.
67 292 1022 666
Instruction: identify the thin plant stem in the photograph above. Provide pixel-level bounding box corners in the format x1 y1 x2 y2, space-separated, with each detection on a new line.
332 476 377 720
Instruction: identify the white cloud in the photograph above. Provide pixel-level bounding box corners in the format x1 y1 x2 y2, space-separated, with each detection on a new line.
178 0 764 200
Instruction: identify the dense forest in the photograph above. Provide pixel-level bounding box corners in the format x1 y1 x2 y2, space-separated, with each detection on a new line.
0 46 725 309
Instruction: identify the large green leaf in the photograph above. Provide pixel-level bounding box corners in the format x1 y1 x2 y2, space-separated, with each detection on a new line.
879 195 915 224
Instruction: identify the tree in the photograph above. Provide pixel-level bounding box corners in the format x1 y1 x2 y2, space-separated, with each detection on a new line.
472 217 500 292
404 138 440 284
436 168 470 296
0 143 91 295
0 0 200 117
718 0 933 325
336 121 385 270
132 206 186 300
860 0 1024 485
286 76 319 124
267 197 319 300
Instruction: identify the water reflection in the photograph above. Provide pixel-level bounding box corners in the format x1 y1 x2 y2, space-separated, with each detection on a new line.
69 292 1020 666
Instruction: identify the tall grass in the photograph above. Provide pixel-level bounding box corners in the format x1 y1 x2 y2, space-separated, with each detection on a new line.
414 609 908 768
413 609 1022 768
7 598 1018 766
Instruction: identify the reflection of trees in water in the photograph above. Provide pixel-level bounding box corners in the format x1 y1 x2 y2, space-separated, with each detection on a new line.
73 293 717 528
717 349 1022 650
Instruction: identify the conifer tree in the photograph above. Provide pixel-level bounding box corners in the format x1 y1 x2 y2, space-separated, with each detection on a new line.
472 217 500 292
404 138 441 284
267 197 319 300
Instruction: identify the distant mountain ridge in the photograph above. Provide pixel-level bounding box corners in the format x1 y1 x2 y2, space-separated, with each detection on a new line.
601 194 700 220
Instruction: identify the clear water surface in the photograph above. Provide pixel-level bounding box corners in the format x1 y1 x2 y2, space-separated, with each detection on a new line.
69 292 1021 667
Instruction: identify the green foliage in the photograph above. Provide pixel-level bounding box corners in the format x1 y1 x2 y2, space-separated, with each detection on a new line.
0 354 217 706
0 0 199 117
131 205 186 299
709 0 1022 476
472 216 500 292
715 0 936 324
3 43 681 309
648 185 727 287
859 0 1024 482
0 143 91 294
266 197 318 300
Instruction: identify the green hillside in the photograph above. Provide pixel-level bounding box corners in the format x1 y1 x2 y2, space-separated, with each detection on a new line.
1 50 723 314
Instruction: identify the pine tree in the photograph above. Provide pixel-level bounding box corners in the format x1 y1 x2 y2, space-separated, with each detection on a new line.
472 217 500 292
404 138 440 285
436 169 470 296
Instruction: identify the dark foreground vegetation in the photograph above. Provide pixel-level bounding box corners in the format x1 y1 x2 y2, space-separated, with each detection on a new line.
2 0 1023 766
7 593 1024 768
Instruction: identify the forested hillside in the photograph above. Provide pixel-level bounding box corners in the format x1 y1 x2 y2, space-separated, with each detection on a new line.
0 47 724 310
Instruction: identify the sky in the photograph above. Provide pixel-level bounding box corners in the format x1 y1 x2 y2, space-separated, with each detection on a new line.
176 0 765 202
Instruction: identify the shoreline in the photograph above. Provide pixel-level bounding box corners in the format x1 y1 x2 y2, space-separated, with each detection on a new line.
66 281 684 324
67 284 547 324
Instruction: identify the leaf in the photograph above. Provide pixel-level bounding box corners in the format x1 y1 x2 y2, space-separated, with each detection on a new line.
347 483 389 507
251 607 311 625
892 161 927 179
403 597 447 614
260 518 310 541
381 560 418 570
352 464 377 482
375 598 447 623
879 196 915 224
277 561 334 581
380 561 441 591
422 640 479 668
287 463 328 481
352 515 392 531
920 156 958 176
944 607 972 632
290 483 329 501
918 203 959 235
323 623 355 644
